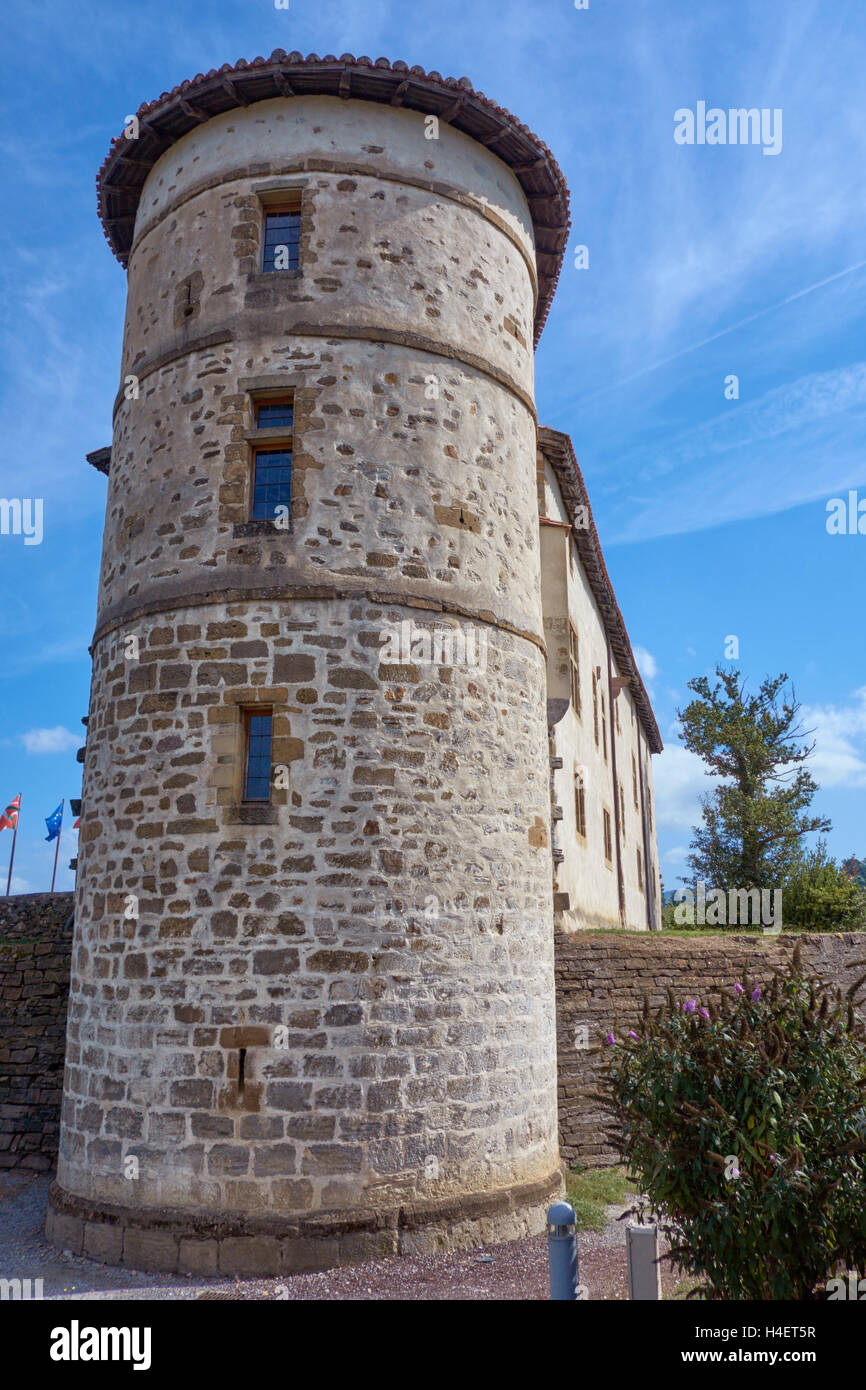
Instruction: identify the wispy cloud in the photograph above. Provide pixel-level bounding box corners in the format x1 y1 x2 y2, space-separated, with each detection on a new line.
21 726 81 755
664 845 689 864
608 362 866 541
2 636 90 680
633 645 659 683
575 261 866 408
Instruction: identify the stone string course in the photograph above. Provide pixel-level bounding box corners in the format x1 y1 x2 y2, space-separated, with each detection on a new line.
0 893 74 1171
555 930 866 1168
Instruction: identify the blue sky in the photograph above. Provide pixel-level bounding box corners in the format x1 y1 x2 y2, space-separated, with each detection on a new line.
1 0 864 894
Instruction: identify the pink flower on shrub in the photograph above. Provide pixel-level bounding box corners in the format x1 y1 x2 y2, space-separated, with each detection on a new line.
752 987 762 1001
627 1030 639 1040
684 999 697 1014
699 1008 710 1021
605 1032 616 1045
733 983 745 994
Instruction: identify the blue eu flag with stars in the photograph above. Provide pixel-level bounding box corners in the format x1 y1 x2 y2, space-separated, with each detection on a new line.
44 803 63 841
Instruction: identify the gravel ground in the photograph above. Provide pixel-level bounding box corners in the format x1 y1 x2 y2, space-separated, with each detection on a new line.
0 1171 681 1301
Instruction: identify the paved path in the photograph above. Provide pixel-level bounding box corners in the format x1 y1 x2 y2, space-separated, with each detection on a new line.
0 1171 661 1300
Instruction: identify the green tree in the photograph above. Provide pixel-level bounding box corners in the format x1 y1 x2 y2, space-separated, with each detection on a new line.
784 841 866 931
679 667 829 891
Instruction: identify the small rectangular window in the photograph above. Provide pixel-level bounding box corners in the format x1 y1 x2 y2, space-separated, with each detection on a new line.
619 782 626 842
632 754 639 810
637 847 644 892
592 671 599 747
568 624 581 717
262 204 301 273
243 711 273 802
603 807 613 865
256 400 294 430
601 693 608 764
574 767 586 839
252 449 292 520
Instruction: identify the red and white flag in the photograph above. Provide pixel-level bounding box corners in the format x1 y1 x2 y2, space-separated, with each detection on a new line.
0 794 21 831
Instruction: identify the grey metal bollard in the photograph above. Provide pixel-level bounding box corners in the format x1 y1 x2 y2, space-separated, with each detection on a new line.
547 1201 579 1300
627 1222 661 1300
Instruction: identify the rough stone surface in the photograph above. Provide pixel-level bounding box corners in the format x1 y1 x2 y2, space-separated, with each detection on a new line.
0 894 73 1171
54 90 560 1264
556 930 866 1167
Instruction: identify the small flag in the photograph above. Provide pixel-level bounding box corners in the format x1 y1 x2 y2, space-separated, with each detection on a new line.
0 794 21 831
73 816 81 830
44 803 63 842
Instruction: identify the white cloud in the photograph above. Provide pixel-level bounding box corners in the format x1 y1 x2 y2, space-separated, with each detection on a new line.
664 845 689 863
801 687 866 789
653 690 866 864
633 645 659 689
653 744 715 832
21 726 80 755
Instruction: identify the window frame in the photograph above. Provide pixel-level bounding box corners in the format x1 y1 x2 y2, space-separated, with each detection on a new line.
250 446 293 523
246 392 295 526
602 806 613 866
574 766 587 841
568 622 581 718
592 670 599 747
254 398 295 432
242 708 274 804
261 195 302 275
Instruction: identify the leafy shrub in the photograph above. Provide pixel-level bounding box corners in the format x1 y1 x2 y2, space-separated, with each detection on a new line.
782 842 866 931
606 947 866 1299
659 896 679 931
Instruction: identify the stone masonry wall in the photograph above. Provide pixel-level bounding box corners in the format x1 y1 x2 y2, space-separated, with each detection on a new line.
555 930 866 1168
56 94 562 1260
0 893 74 1170
63 598 557 1219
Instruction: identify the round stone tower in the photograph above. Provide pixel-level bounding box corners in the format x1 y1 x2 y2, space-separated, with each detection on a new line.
48 52 570 1275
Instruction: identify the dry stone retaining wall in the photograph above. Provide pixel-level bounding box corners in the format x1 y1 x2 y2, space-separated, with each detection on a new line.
556 930 866 1168
0 893 74 1171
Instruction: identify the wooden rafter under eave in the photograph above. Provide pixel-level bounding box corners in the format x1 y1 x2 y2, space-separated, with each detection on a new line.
86 447 111 476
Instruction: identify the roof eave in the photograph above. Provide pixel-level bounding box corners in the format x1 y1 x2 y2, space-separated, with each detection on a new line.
538 425 663 755
95 52 571 346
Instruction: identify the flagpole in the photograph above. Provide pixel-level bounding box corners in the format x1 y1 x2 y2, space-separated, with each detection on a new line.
5 795 20 898
50 799 64 894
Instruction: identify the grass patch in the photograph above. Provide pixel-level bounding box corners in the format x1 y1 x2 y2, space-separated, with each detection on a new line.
565 1166 633 1233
